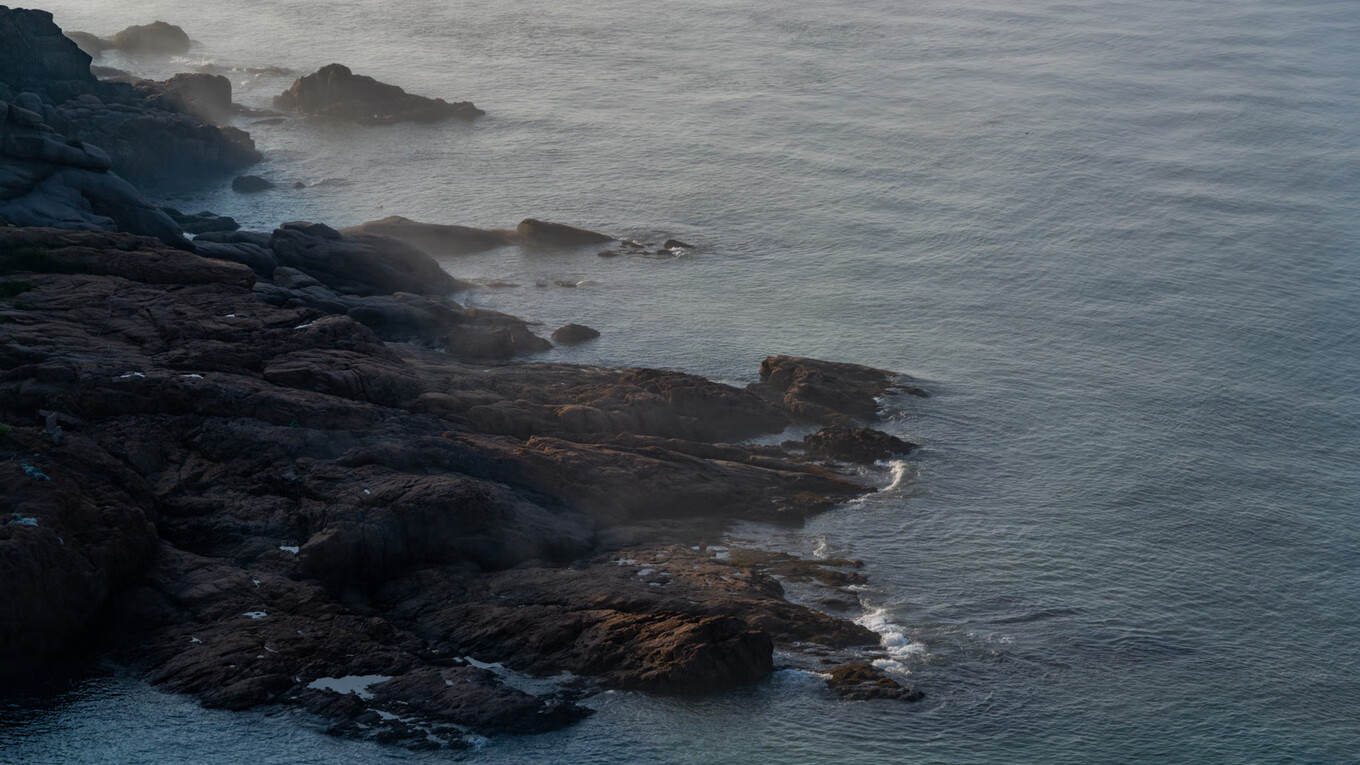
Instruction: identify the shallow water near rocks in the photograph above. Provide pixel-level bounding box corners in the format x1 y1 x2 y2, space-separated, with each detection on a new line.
5 0 1359 762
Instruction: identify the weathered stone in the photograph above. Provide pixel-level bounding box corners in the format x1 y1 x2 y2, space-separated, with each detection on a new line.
273 63 483 124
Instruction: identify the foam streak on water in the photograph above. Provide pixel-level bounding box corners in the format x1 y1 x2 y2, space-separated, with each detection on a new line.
8 0 1360 762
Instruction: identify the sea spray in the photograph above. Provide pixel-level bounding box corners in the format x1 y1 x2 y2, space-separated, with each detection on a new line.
855 605 927 676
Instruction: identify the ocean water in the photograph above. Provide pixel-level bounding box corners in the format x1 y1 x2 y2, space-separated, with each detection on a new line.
5 0 1360 762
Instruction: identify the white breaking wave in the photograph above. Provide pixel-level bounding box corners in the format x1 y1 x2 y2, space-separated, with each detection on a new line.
882 460 917 492
856 606 926 675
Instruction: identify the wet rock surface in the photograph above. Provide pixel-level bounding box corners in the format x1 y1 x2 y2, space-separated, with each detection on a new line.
822 663 924 701
273 64 484 125
0 222 927 747
801 424 918 464
0 5 930 748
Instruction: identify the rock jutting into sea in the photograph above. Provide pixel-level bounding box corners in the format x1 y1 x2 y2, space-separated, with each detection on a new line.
0 4 931 750
273 63 484 124
0 7 260 187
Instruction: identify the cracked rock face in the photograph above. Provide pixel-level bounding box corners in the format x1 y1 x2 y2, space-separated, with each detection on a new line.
0 222 927 747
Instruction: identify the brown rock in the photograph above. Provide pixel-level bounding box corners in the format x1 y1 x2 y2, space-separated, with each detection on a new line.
751 355 926 425
802 425 917 463
823 662 924 701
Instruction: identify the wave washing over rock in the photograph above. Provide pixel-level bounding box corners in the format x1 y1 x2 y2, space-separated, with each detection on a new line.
0 5 932 751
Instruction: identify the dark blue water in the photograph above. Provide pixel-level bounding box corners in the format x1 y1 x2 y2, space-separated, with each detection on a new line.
5 0 1359 761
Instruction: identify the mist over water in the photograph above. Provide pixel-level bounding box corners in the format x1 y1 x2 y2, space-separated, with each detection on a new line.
6 0 1359 762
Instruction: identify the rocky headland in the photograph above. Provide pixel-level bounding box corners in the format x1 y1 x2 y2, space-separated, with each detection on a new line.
1 5 928 750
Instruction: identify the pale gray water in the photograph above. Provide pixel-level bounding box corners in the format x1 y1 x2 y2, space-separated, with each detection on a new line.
4 0 1359 761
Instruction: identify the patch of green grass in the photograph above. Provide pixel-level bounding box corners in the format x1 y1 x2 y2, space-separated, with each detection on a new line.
0 280 36 299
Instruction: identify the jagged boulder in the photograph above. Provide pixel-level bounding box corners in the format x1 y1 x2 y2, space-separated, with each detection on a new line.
273 64 483 124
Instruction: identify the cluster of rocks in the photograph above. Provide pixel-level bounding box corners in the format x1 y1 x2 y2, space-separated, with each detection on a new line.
0 222 929 746
0 4 933 750
0 7 260 191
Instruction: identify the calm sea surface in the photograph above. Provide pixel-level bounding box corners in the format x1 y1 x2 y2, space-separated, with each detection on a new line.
5 0 1359 761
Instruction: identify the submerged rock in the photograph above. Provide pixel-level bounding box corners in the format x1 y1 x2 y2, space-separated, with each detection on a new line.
552 323 600 345
822 663 924 701
231 174 274 193
273 63 483 124
109 21 190 56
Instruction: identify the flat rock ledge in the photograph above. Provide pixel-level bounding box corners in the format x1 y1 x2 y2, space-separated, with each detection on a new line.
0 224 930 749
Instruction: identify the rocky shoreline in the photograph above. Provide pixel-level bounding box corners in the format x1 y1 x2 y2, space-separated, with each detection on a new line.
1 6 927 750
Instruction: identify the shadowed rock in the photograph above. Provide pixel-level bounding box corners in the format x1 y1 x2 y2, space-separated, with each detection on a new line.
273 64 483 124
64 30 111 58
340 215 512 256
153 73 233 124
0 100 189 247
552 323 600 345
268 221 467 296
232 174 274 193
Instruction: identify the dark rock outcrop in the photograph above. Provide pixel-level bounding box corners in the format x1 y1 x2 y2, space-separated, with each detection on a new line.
267 221 467 296
751 355 928 425
801 425 917 463
552 323 600 345
340 215 512 256
273 64 483 125
0 8 260 188
0 100 189 247
0 223 922 746
64 30 111 58
109 21 190 56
